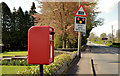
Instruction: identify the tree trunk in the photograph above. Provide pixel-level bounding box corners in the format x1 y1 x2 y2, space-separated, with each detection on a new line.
66 40 68 48
62 39 66 49
66 40 69 48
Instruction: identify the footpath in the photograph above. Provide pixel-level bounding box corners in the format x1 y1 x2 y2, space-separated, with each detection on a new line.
66 47 93 75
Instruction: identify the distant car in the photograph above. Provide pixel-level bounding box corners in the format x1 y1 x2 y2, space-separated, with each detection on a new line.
88 41 91 43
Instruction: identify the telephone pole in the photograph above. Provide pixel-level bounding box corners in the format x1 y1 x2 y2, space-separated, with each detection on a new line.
112 25 114 43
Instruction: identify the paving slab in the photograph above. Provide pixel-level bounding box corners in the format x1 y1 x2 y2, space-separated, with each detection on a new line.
66 52 93 75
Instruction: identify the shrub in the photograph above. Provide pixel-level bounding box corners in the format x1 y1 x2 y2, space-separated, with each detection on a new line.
110 45 120 48
2 61 8 65
22 60 28 66
2 59 39 66
10 60 14 65
18 53 71 75
15 60 21 66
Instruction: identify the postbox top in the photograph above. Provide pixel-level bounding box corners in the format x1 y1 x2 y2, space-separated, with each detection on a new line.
28 26 54 32
29 26 53 29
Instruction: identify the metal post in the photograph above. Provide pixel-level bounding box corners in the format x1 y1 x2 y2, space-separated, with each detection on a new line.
40 64 43 76
79 0 81 6
77 0 81 58
78 32 81 58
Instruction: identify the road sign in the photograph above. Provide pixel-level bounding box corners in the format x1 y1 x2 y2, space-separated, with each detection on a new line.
74 16 86 32
82 33 86 36
74 4 88 17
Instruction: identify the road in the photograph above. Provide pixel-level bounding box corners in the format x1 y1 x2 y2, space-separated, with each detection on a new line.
88 42 120 75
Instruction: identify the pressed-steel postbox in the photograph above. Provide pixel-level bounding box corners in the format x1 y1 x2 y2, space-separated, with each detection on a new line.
28 26 55 65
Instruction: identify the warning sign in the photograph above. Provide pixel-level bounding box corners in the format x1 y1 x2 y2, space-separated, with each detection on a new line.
74 16 86 32
76 17 86 24
74 4 88 17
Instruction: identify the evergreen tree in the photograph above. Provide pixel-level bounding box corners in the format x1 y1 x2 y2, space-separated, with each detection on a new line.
29 2 37 15
13 7 16 12
11 7 17 32
15 7 34 50
16 7 25 50
1 2 35 51
10 7 17 50
23 11 34 50
0 3 2 44
1 2 12 52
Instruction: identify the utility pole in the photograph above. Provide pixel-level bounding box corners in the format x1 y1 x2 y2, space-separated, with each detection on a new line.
118 30 120 43
112 25 114 43
78 0 81 58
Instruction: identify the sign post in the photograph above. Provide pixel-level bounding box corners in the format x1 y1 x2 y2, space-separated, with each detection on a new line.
40 64 43 76
74 3 88 58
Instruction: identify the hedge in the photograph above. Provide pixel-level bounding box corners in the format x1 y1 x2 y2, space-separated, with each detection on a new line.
17 53 72 75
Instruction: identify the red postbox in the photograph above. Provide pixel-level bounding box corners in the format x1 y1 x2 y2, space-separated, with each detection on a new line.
28 26 55 65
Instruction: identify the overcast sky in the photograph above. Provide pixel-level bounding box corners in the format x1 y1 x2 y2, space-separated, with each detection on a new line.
0 0 119 37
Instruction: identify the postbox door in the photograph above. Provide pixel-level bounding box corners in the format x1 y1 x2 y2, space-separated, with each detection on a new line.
49 28 54 62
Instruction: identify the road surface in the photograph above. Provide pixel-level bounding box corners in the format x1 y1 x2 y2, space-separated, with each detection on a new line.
88 42 120 75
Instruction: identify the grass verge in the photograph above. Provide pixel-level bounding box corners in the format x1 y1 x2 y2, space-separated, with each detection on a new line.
1 66 36 74
2 51 28 56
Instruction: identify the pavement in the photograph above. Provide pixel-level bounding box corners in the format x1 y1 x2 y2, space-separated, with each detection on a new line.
66 47 93 75
66 42 120 76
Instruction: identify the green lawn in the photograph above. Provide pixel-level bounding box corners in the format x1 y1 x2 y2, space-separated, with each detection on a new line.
2 51 28 56
1 66 36 74
91 40 104 45
1 51 62 57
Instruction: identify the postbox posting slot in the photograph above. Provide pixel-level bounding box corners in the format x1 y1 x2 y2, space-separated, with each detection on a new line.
50 32 55 35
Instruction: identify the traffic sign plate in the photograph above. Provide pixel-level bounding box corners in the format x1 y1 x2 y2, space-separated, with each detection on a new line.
74 4 88 17
74 16 86 32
